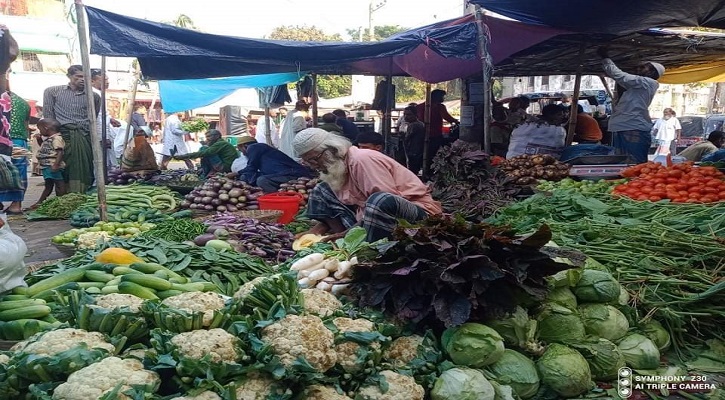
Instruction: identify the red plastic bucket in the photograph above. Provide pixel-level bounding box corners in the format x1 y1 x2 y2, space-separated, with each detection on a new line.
258 192 303 224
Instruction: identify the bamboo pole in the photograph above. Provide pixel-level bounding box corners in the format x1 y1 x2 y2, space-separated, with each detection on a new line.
74 0 107 221
566 43 587 146
599 74 616 103
100 55 107 179
263 106 273 147
383 70 393 154
422 83 432 177
120 62 140 166
311 73 318 127
474 6 492 154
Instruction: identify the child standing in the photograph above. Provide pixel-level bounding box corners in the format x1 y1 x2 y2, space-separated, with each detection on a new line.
30 118 66 208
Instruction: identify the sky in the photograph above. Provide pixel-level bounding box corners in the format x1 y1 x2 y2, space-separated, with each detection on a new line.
82 0 467 40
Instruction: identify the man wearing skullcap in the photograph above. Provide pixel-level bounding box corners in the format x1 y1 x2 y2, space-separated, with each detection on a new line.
293 128 441 242
598 46 664 163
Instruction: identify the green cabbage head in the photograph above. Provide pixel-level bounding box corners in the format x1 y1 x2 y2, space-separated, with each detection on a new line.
442 323 505 367
487 349 540 399
617 333 660 369
570 338 626 381
572 270 620 303
536 344 593 398
536 303 586 344
578 304 630 341
546 287 578 310
486 306 543 355
640 320 671 352
431 367 495 400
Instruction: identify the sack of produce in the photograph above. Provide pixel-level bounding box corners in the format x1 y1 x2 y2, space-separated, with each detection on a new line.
0 215 28 293
121 135 158 172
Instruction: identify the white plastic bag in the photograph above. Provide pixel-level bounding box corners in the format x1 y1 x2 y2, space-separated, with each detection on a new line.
0 214 28 292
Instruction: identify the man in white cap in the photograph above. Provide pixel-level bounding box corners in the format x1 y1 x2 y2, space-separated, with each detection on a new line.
293 128 441 242
598 46 664 163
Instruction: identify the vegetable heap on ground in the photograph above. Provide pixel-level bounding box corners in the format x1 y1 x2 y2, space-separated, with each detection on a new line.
498 154 571 185
277 177 319 207
181 176 265 212
614 162 725 203
31 193 89 219
430 141 520 222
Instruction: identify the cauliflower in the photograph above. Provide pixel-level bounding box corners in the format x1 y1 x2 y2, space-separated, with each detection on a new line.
76 231 112 250
304 385 353 400
162 292 226 326
302 288 343 317
332 317 381 373
0 354 9 365
171 391 222 400
170 328 240 363
11 328 115 356
233 276 267 299
91 293 144 313
52 356 160 400
261 314 337 372
382 335 425 367
356 370 425 400
233 373 291 400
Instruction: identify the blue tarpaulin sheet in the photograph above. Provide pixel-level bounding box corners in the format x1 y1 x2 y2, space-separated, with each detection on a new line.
470 0 725 35
158 72 304 113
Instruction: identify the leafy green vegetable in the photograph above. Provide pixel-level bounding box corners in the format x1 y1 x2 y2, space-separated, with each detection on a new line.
570 338 626 381
578 304 629 342
572 269 620 303
545 287 578 310
617 333 661 369
485 306 543 356
441 323 505 367
431 367 495 400
640 319 671 352
486 349 540 399
536 303 586 344
536 344 593 398
351 216 573 327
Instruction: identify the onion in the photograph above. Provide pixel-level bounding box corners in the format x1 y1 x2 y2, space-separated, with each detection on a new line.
201 196 213 204
218 193 230 202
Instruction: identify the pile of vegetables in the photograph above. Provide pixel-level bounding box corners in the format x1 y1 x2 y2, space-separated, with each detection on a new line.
193 213 295 261
141 218 206 243
180 118 209 133
69 205 184 227
536 177 624 195
31 193 88 219
108 168 201 186
52 221 156 249
490 190 725 355
107 168 159 185
614 162 725 203
430 141 521 222
181 176 264 212
278 177 318 206
499 154 571 185
85 184 179 211
351 215 573 327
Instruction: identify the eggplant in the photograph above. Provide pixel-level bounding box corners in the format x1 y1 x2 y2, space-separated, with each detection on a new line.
194 234 216 246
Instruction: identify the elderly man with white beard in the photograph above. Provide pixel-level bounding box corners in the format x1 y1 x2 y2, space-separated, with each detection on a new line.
293 128 442 242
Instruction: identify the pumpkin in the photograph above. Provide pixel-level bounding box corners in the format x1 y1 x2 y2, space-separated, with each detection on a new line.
95 248 144 265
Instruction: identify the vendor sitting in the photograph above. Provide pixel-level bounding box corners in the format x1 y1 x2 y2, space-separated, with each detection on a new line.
233 136 312 193
506 104 566 159
293 128 441 242
174 129 237 176
573 104 603 144
677 130 725 161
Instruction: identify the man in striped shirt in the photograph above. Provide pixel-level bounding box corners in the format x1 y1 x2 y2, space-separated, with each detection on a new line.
42 65 100 193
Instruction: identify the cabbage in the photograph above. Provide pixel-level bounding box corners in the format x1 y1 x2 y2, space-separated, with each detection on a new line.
486 307 542 355
536 304 586 344
578 304 630 341
617 284 630 306
617 333 661 369
546 287 578 310
487 349 540 399
570 338 626 381
431 367 495 400
536 344 593 398
640 320 671 352
442 323 505 367
572 270 620 303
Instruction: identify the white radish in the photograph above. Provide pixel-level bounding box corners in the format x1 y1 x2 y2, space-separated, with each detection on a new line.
297 278 312 288
308 268 330 282
290 253 325 271
324 259 339 272
331 284 350 296
316 281 333 291
334 261 352 279
349 256 359 266
322 277 336 283
299 269 312 278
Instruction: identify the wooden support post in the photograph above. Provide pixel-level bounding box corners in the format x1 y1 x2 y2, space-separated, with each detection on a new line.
74 0 107 221
599 74 616 103
475 6 492 153
422 83 432 177
383 72 394 154
566 43 587 146
100 55 108 180
264 106 273 147
311 73 318 127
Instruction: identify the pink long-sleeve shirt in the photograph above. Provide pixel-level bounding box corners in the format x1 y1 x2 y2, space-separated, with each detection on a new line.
334 146 442 220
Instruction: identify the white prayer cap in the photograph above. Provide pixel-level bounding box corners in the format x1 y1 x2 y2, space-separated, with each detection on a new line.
293 128 330 156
